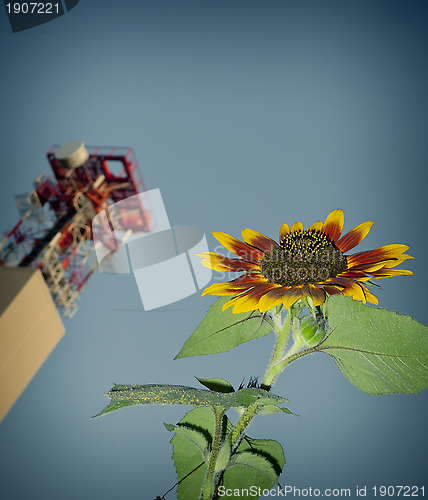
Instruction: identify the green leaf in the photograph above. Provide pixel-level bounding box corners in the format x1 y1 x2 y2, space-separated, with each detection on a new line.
256 404 295 416
235 435 285 477
93 384 289 417
170 408 285 500
196 377 235 393
175 296 272 358
171 408 212 500
223 452 279 496
173 427 210 461
228 451 277 480
319 295 428 395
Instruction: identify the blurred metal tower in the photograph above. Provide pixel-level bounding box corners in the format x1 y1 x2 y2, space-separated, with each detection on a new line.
0 141 150 318
0 141 150 422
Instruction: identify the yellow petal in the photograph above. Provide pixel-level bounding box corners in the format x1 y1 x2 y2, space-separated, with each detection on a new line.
290 221 304 233
281 287 307 309
336 220 374 253
342 281 366 303
323 209 344 243
308 285 326 306
241 228 276 253
201 281 254 297
370 268 413 279
279 223 290 242
358 283 379 305
231 284 274 314
258 286 287 312
222 295 244 311
212 232 264 260
307 221 323 231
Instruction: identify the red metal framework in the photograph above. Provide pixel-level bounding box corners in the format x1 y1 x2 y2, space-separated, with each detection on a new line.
0 144 150 317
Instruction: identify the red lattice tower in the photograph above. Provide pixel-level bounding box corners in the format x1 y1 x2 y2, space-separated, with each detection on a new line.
0 141 150 318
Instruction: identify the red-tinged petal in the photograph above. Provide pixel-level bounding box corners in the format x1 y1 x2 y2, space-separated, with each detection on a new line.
341 280 367 303
201 281 256 297
226 260 262 272
196 252 233 272
322 209 344 243
336 220 374 253
196 252 248 272
308 285 326 306
279 223 290 243
347 244 410 267
323 276 355 289
359 284 379 305
340 269 371 279
282 286 308 309
197 252 261 273
379 253 414 269
212 232 264 261
307 221 323 231
203 274 266 292
340 270 368 278
322 285 344 295
241 228 277 254
258 285 289 312
347 261 387 273
232 284 278 314
335 280 379 305
339 271 372 281
369 268 413 279
290 221 304 233
229 272 268 284
222 295 245 311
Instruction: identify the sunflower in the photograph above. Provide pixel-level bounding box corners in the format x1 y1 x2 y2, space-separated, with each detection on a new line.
197 209 413 314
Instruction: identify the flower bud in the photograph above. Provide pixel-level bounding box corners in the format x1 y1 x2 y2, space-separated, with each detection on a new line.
297 317 325 347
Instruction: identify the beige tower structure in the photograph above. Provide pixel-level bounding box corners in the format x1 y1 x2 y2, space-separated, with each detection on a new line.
0 267 65 422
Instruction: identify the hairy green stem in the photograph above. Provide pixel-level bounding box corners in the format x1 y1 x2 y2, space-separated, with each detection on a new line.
203 303 312 497
230 401 259 449
200 407 224 500
263 335 305 387
265 309 293 379
262 309 294 388
231 308 299 451
269 344 318 375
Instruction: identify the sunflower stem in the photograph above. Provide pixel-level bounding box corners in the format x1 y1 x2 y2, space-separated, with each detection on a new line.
230 401 259 451
230 306 298 453
200 407 225 500
262 304 309 389
262 308 292 388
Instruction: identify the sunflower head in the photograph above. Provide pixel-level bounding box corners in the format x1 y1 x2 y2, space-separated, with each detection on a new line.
197 209 413 314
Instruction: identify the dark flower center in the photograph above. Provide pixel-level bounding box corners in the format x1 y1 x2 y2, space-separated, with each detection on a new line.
260 230 347 287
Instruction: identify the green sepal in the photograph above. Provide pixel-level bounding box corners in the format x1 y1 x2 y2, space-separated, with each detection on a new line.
175 296 272 359
293 316 326 347
304 330 325 347
319 295 428 395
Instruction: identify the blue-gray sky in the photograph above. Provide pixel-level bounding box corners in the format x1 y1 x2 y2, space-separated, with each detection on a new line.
0 1 427 499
